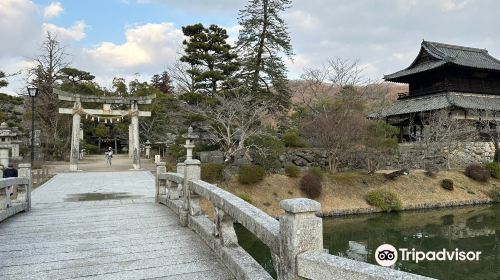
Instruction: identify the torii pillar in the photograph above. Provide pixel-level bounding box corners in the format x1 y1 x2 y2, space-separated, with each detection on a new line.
131 102 141 170
70 101 82 171
128 124 133 159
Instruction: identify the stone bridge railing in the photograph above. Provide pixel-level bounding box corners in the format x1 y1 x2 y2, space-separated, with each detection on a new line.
155 159 431 280
0 164 32 222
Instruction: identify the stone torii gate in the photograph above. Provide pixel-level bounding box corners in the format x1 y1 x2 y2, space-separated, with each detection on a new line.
56 89 155 171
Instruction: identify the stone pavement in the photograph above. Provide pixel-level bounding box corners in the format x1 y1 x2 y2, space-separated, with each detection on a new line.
44 154 157 174
0 171 234 280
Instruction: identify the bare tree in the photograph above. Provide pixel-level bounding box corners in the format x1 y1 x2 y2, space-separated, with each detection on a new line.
27 32 71 160
167 61 199 95
296 57 371 172
327 57 365 87
294 57 373 114
471 109 500 162
361 121 399 174
414 110 477 169
300 98 367 172
196 94 269 163
293 65 338 114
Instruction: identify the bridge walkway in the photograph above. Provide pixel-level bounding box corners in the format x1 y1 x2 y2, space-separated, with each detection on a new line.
0 171 234 280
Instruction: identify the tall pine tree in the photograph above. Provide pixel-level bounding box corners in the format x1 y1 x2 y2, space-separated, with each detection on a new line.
151 71 174 93
237 0 294 109
180 24 239 97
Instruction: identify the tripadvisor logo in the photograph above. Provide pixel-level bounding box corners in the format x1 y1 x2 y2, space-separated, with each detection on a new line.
375 244 482 267
375 244 398 266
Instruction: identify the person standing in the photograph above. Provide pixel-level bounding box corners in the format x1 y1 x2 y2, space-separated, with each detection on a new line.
3 163 18 178
105 147 113 166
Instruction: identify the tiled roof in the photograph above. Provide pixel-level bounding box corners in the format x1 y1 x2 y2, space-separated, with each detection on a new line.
381 92 500 117
384 41 500 80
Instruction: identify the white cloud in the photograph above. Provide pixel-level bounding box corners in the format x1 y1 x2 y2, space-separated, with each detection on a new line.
43 2 63 19
285 10 319 31
43 20 87 41
440 0 473 11
0 0 41 57
83 22 183 69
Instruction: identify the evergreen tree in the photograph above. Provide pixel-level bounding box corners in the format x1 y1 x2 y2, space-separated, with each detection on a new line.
151 71 174 93
180 23 239 97
112 77 127 96
0 71 8 89
60 67 95 85
237 0 294 109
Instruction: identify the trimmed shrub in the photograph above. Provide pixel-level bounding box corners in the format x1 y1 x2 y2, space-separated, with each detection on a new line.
309 166 324 181
285 164 300 177
300 173 322 199
441 179 454 191
465 164 490 182
485 162 500 179
238 165 265 184
238 194 253 204
201 163 224 183
282 130 306 147
366 190 402 213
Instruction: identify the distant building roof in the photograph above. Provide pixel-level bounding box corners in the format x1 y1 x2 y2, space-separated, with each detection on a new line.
381 92 500 117
384 41 500 81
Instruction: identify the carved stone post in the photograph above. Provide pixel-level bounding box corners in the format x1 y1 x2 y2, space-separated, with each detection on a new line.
155 162 166 202
278 198 323 280
70 101 82 171
215 207 238 246
180 127 201 226
131 102 141 169
176 162 185 199
18 163 32 211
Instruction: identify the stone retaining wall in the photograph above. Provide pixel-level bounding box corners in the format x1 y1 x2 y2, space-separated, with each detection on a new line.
281 149 329 168
396 141 496 169
318 198 495 217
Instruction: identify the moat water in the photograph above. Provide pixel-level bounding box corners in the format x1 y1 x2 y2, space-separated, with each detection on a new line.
235 204 500 279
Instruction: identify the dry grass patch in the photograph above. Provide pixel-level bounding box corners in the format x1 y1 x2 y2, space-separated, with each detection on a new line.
201 170 500 217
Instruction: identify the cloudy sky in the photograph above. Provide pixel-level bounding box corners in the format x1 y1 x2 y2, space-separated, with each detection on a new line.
1 0 500 95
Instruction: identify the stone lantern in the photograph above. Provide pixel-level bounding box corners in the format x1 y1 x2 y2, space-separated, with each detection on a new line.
145 140 151 159
0 122 22 168
182 126 198 161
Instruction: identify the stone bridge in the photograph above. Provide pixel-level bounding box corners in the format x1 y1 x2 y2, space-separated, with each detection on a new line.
0 152 432 279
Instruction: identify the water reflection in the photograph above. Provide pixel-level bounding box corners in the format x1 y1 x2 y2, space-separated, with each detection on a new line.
324 205 500 279
235 204 500 280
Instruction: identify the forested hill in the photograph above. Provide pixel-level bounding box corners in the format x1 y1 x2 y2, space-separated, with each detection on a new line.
289 80 408 110
0 92 25 130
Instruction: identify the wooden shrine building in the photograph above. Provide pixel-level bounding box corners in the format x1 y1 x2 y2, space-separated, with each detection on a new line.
382 40 500 141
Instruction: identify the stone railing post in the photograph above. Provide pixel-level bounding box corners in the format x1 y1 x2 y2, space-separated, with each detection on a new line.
278 198 323 280
176 163 185 175
18 163 32 211
180 159 201 226
155 162 166 202
214 206 238 246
